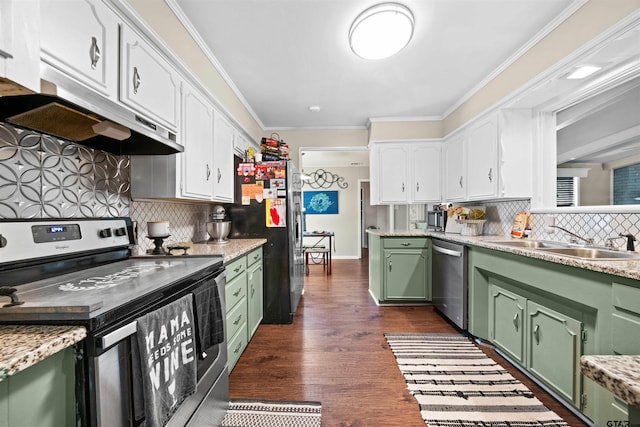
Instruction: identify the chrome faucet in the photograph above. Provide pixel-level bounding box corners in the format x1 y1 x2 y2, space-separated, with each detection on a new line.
605 235 625 249
548 225 594 246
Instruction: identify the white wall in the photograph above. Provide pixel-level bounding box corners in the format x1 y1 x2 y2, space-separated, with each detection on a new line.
303 166 369 259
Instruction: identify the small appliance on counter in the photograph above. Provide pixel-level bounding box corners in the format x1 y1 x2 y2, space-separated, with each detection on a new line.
426 204 449 231
207 205 231 244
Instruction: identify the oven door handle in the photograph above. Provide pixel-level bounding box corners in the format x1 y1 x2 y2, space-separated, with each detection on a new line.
100 321 137 349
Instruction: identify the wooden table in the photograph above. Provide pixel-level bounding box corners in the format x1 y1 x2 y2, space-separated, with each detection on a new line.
303 231 334 275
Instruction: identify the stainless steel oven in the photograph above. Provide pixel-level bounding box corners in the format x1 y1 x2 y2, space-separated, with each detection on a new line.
0 218 228 427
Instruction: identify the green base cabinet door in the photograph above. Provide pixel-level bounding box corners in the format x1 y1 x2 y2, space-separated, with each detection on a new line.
0 347 76 427
489 283 526 365
527 300 582 406
248 253 264 338
383 248 428 300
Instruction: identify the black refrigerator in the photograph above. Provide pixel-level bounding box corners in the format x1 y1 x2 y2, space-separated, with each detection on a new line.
227 157 305 324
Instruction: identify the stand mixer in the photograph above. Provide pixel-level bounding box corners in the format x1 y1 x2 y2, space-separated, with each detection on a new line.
207 205 231 244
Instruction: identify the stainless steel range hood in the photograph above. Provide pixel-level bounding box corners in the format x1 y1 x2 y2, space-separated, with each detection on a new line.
0 67 182 156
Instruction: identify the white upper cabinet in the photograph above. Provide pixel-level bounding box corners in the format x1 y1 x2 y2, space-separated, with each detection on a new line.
181 81 214 200
212 111 235 202
379 144 410 204
412 144 441 203
444 132 466 201
119 24 181 132
40 0 119 99
444 109 533 202
370 141 442 205
466 113 499 200
0 0 40 93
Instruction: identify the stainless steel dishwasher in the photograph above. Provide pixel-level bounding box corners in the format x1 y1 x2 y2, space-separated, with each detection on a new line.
432 239 468 330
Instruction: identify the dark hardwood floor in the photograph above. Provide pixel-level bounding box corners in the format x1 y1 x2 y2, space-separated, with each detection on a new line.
228 257 589 427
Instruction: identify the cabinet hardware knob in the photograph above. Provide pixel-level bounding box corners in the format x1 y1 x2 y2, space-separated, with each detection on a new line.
388 261 392 272
234 315 242 325
459 176 463 188
206 164 211 180
533 324 540 344
401 242 410 246
513 312 519 330
133 66 141 94
90 36 100 69
218 168 222 183
233 289 241 297
488 168 493 183
416 182 420 192
402 182 405 192
0 49 14 59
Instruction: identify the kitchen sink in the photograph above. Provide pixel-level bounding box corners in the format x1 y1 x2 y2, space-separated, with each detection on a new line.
537 247 640 260
489 240 568 249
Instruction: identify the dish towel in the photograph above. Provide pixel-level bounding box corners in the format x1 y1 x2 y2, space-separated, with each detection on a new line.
135 294 197 427
192 279 225 359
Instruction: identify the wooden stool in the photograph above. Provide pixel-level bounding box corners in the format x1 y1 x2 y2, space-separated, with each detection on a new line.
304 247 330 275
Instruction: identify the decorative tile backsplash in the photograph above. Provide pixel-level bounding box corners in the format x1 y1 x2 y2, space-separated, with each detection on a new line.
130 200 212 251
1 121 638 251
462 199 640 249
0 124 130 218
0 122 213 251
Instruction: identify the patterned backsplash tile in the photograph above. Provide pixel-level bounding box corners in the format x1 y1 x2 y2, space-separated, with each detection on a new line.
0 122 213 251
1 121 638 251
0 124 130 218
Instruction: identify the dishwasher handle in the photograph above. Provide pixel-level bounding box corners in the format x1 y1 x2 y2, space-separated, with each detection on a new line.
433 245 463 257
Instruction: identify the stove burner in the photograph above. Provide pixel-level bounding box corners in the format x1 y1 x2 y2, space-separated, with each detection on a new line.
58 263 169 291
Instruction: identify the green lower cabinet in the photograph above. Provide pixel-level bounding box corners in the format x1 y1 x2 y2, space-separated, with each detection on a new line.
383 248 428 300
367 236 430 303
527 300 582 406
488 282 583 408
225 247 264 372
467 246 640 424
489 284 526 365
0 346 76 427
247 250 264 338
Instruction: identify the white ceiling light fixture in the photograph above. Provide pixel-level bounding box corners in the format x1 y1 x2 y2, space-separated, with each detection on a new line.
349 3 415 60
566 65 602 79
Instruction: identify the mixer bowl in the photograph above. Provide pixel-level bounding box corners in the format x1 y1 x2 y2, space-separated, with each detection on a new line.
207 221 231 244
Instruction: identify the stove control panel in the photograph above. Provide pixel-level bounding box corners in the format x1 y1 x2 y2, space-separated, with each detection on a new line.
32 224 82 243
0 218 132 264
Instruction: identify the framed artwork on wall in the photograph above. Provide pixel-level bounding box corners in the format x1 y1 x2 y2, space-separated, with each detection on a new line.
304 190 338 214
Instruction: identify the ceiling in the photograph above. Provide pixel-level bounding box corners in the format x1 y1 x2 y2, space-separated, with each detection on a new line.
172 0 577 129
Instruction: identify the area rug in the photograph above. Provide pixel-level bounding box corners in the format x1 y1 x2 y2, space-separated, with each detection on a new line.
384 333 570 427
221 399 322 427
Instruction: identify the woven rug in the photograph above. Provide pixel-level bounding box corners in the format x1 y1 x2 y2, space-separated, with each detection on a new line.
384 333 570 427
221 399 321 427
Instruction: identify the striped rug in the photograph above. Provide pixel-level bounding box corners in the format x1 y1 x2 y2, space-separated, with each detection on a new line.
384 333 570 427
221 399 321 427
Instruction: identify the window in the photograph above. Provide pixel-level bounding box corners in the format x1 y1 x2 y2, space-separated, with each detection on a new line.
557 176 577 207
613 163 640 205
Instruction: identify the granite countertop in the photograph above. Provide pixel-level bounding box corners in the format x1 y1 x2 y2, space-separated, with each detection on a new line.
581 355 640 408
367 229 640 281
132 238 267 263
0 325 86 381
